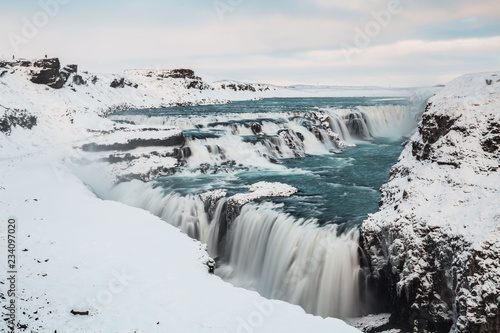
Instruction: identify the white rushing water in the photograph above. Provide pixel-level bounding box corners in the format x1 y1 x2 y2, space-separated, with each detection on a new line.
218 204 362 319
107 180 224 256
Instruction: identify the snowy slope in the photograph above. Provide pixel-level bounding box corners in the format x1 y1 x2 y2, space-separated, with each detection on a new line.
361 72 500 332
0 156 360 332
0 58 361 332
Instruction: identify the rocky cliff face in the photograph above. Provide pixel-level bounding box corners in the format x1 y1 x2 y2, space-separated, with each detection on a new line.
361 73 500 332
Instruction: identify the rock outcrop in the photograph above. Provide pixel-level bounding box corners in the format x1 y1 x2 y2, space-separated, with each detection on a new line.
361 73 500 332
110 77 138 88
77 127 189 182
0 107 37 134
30 58 68 89
217 81 272 92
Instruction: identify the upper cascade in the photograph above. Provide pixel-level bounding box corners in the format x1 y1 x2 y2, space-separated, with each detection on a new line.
103 101 420 181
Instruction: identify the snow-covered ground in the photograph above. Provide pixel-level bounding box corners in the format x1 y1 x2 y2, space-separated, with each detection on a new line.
1 59 362 332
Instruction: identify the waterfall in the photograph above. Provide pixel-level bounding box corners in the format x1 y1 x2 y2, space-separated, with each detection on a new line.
327 113 352 141
110 104 414 160
217 204 362 319
105 181 363 318
106 180 224 255
100 99 423 321
354 105 413 138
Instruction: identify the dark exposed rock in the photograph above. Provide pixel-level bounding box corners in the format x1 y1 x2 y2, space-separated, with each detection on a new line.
481 117 500 155
30 58 68 89
110 78 124 88
251 122 262 134
63 64 77 73
70 310 89 316
117 165 179 183
421 113 456 145
81 133 185 152
412 112 459 162
18 60 32 67
206 258 215 274
186 79 210 90
0 70 7 78
72 75 86 86
103 146 190 166
364 224 458 332
110 78 138 89
33 58 58 69
167 69 198 80
220 83 257 92
0 108 37 135
305 111 342 144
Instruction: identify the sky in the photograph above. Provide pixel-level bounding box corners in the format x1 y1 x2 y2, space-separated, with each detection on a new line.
1 0 499 87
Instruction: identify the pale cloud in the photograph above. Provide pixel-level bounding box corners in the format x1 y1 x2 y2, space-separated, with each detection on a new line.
311 0 381 11
0 0 498 86
397 1 500 28
304 36 500 66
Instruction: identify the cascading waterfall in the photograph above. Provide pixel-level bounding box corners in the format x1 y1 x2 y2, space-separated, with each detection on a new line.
107 180 225 256
326 113 352 141
110 104 412 152
217 204 362 319
102 97 428 320
107 181 363 318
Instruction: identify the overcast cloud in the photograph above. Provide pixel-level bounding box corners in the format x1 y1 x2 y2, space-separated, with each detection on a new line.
1 0 499 86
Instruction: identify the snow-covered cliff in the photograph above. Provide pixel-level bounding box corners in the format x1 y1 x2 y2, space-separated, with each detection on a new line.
361 72 500 332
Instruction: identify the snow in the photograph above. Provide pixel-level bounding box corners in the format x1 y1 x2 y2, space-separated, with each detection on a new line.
0 59 360 332
345 313 399 332
230 182 299 206
199 189 228 203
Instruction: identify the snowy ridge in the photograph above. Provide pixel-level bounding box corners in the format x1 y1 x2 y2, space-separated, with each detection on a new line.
361 72 500 332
